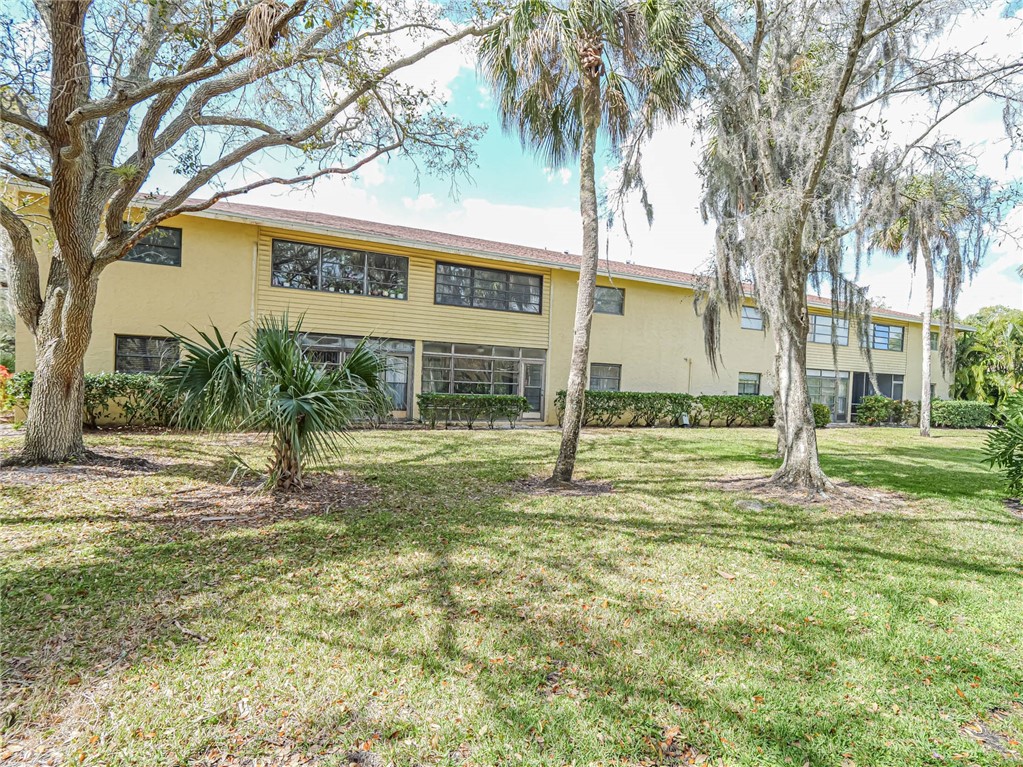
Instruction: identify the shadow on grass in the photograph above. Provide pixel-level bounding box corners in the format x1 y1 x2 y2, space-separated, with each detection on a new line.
2 430 1018 765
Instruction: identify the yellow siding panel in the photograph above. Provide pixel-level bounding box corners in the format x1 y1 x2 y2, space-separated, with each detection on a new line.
254 227 551 349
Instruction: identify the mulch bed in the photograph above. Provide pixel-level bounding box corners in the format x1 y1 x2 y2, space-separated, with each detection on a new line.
511 476 613 496
707 475 913 514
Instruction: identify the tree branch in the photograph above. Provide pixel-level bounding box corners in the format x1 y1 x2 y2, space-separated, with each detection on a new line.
0 108 50 142
0 199 44 333
0 163 51 188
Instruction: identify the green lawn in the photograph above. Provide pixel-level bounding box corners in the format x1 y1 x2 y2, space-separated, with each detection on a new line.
1 427 1021 766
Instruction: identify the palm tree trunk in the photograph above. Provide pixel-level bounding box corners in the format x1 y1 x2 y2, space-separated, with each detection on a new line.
920 242 934 437
551 68 601 484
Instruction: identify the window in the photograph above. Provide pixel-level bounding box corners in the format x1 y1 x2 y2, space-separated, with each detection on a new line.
870 323 904 352
114 335 179 374
124 226 182 266
271 240 408 299
594 286 625 315
741 306 764 330
808 314 849 345
806 369 850 423
422 343 546 414
434 263 542 314
301 334 414 410
738 372 761 395
930 331 939 351
590 363 622 392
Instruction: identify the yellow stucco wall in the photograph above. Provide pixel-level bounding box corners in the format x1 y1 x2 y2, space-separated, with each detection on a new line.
12 201 950 425
14 206 256 375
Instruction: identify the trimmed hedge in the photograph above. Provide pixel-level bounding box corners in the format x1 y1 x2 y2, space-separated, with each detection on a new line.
812 403 832 428
554 391 785 428
931 399 991 428
7 371 178 427
855 395 919 427
418 393 529 429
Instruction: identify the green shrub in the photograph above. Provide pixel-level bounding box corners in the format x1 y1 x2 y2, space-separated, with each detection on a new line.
856 396 919 426
6 371 178 427
931 399 991 428
812 403 832 428
856 395 893 426
555 391 774 428
984 394 1023 499
418 393 529 429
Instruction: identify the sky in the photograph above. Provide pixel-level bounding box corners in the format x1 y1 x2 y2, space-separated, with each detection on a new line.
156 4 1023 319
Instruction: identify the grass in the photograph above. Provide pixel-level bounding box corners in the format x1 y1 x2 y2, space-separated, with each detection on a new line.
1 426 1021 766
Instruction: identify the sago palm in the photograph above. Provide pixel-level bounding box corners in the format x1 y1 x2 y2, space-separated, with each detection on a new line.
164 314 389 491
478 0 695 483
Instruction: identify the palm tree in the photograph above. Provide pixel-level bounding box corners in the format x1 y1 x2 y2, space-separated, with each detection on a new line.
478 0 694 484
163 314 389 491
869 173 975 437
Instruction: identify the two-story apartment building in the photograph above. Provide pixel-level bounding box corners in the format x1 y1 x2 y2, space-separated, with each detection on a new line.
12 193 951 424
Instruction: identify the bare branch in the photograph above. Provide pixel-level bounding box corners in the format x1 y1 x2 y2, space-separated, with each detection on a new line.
0 164 51 188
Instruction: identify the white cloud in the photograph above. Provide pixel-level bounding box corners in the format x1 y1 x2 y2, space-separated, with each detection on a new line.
403 193 439 212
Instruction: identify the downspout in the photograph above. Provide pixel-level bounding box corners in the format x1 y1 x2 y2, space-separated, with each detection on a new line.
250 242 258 326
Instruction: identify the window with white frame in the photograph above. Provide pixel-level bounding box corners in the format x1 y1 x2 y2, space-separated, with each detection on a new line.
738 372 761 395
808 314 849 345
589 363 622 392
930 331 938 351
741 306 764 330
594 286 625 315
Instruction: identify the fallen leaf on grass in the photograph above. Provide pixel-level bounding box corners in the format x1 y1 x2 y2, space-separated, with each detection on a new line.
716 570 736 581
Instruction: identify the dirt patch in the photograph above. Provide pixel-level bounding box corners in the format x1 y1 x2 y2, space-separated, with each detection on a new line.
1004 498 1023 520
707 475 912 514
960 703 1022 756
512 476 613 496
124 472 379 530
0 448 159 478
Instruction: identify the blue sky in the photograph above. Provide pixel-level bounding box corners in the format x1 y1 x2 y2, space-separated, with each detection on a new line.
168 7 1023 318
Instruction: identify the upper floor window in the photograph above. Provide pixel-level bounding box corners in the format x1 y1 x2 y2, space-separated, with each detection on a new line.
738 372 761 395
271 239 408 299
590 363 622 392
808 314 849 345
741 306 764 330
930 331 938 351
124 226 182 266
434 262 541 314
594 286 625 315
114 335 179 374
870 323 904 352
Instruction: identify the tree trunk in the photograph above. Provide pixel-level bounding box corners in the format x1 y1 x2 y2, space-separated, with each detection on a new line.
771 315 831 493
270 436 303 491
551 69 601 484
919 243 934 437
20 260 99 463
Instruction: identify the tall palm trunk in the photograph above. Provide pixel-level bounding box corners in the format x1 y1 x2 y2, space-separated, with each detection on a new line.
919 241 934 437
551 66 601 484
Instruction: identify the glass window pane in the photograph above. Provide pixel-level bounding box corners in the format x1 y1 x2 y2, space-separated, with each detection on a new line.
741 306 763 330
271 240 320 290
115 335 179 374
594 286 625 315
124 226 183 266
320 247 364 294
